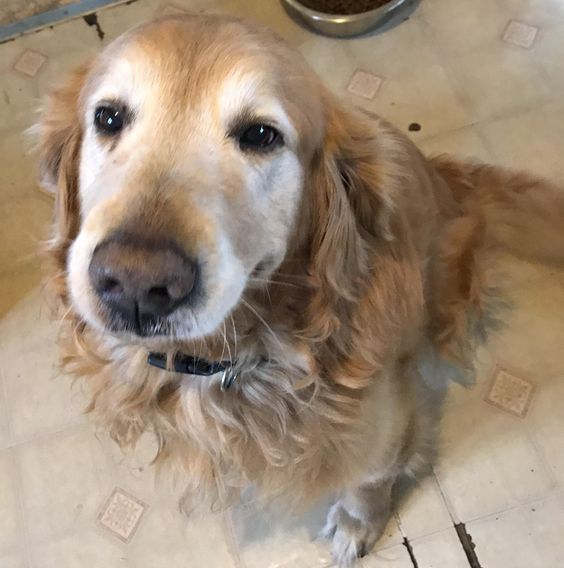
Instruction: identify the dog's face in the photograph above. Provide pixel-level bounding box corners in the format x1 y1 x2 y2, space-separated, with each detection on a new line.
49 17 324 341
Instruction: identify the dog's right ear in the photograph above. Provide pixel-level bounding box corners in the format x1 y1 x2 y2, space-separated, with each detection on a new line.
35 63 90 246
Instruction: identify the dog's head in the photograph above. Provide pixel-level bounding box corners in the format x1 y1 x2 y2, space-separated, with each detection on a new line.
37 15 397 345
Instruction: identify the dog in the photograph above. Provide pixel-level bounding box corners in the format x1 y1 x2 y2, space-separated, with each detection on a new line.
35 14 564 566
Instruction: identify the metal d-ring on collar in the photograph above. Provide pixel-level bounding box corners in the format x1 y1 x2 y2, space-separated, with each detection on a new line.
147 352 239 391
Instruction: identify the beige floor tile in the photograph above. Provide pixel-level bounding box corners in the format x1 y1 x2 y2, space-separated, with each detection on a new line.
396 475 452 540
0 451 22 555
478 104 564 182
15 17 100 60
0 267 43 320
1 19 99 89
0 128 44 203
0 37 33 74
0 551 28 568
497 0 564 28
0 72 41 134
97 0 164 42
534 22 564 94
410 528 469 568
418 126 492 162
357 63 472 140
0 372 12 450
420 0 507 57
0 288 57 354
98 0 248 44
467 495 564 568
0 290 88 444
298 35 355 95
101 431 178 504
441 378 489 411
170 0 246 19
435 399 554 522
361 544 414 567
445 43 552 123
130 506 237 568
346 14 439 80
226 0 311 46
29 529 128 568
0 128 52 282
0 194 52 278
16 425 115 544
527 377 564 486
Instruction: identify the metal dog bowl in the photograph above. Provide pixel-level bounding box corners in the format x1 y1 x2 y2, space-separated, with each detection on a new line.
281 0 409 37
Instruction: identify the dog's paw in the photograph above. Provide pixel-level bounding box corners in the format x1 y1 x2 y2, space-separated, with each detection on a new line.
321 503 387 567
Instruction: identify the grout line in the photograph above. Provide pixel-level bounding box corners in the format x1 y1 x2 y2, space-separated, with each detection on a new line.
431 468 460 524
7 413 90 451
454 523 483 568
402 537 419 568
462 490 564 527
434 461 560 527
414 120 481 144
394 512 420 568
8 448 35 568
431 469 485 567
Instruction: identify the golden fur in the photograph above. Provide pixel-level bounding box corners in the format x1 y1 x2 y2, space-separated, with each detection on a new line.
36 15 564 565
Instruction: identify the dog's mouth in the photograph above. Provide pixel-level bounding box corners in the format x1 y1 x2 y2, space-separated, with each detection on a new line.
104 308 172 338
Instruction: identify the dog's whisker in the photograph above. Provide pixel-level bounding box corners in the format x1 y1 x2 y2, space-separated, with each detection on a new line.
229 314 238 362
248 277 304 289
240 298 284 352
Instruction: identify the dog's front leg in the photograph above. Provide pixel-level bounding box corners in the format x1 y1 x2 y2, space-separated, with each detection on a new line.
322 475 395 567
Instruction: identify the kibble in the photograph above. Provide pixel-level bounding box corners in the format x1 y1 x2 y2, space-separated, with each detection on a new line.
297 0 393 15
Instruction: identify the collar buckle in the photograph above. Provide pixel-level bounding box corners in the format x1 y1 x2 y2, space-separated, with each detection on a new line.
220 366 238 391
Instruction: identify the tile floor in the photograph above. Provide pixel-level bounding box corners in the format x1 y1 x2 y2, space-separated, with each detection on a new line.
1 0 564 566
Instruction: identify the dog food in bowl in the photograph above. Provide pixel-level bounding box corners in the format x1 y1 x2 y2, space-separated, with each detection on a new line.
297 0 394 15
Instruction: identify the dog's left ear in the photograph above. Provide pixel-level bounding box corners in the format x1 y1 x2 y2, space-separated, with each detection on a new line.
33 63 91 301
305 100 398 340
35 63 91 246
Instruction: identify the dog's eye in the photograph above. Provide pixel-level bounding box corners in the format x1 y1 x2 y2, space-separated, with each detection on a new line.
238 124 281 152
94 105 125 135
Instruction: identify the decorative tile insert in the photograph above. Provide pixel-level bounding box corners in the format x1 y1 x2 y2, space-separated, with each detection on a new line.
13 50 47 77
98 487 147 543
347 70 383 100
485 367 535 418
502 20 539 49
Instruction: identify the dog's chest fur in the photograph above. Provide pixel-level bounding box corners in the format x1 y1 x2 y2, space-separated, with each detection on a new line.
71 323 410 509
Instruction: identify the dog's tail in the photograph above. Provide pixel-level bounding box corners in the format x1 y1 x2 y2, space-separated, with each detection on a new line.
428 156 564 365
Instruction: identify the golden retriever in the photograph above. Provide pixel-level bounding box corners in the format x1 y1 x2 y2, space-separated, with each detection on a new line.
36 14 564 566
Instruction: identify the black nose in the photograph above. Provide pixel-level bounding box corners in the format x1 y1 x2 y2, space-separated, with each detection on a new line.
88 233 197 333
